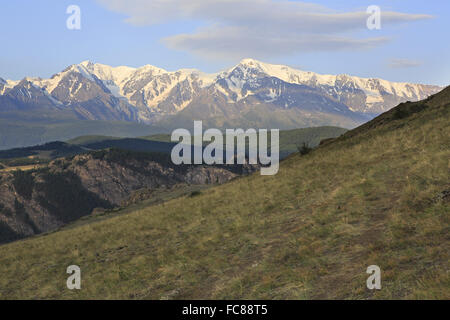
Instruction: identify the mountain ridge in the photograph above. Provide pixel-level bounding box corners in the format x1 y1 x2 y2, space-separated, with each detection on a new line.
1 59 442 127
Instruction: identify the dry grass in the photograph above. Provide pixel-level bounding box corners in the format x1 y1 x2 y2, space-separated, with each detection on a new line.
0 164 45 172
0 101 448 300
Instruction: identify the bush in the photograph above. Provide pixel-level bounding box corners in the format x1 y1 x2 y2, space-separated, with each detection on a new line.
393 108 409 120
297 143 313 155
189 190 202 197
392 102 428 120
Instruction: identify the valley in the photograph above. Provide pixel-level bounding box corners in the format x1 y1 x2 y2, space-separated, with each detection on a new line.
0 86 448 299
0 126 345 244
0 59 442 150
1 0 448 305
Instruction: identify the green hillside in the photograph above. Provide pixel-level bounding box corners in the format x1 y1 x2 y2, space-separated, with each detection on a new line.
0 119 161 150
143 126 349 159
0 88 448 299
0 126 346 172
66 135 123 145
75 126 347 159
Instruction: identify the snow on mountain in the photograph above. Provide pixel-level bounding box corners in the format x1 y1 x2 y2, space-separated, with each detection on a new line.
215 59 442 114
53 61 218 121
0 59 443 123
0 79 19 95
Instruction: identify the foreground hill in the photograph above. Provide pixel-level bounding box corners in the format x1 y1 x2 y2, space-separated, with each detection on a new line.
0 87 448 299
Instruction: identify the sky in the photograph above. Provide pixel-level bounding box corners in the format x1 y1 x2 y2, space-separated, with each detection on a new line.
0 0 448 86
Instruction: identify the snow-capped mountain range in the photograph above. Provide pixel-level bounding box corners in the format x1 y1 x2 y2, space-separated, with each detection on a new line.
0 59 442 129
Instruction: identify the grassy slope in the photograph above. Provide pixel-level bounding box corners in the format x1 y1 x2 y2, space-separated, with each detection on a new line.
0 93 448 299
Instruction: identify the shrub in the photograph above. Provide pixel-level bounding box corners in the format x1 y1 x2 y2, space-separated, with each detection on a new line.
190 190 202 197
393 108 409 120
392 102 428 120
297 142 313 156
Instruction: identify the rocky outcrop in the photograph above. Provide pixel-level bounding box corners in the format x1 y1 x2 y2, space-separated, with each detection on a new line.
0 149 255 244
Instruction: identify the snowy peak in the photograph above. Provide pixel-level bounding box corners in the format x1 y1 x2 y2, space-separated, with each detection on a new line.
225 59 305 81
0 59 443 123
233 58 284 74
215 59 442 113
136 64 167 75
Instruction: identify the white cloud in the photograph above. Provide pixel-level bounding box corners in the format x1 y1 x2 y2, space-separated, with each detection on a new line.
164 26 389 60
388 58 422 69
97 0 432 59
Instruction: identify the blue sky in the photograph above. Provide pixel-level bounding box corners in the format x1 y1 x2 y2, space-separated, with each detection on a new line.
0 0 448 85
